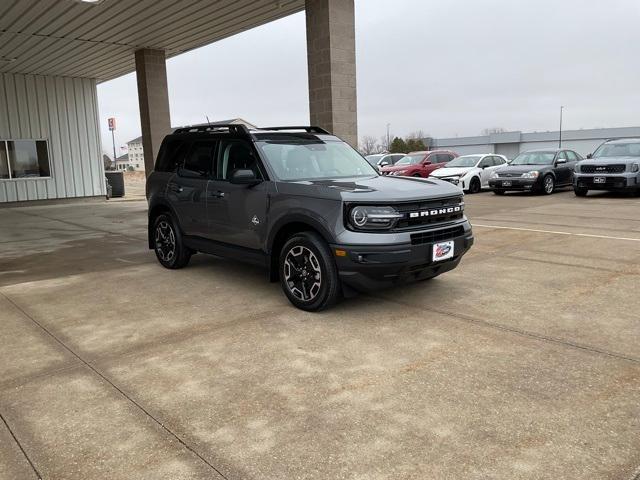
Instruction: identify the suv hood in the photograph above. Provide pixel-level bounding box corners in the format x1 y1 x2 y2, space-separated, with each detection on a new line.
276 175 462 202
430 167 473 177
579 156 639 165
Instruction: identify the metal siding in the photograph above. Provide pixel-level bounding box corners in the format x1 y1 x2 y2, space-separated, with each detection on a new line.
0 72 103 202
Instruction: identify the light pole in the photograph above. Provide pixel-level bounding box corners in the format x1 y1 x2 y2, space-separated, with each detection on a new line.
386 123 391 152
558 106 564 148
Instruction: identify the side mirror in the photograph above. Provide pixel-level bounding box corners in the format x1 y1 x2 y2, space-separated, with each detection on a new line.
556 158 567 165
380 161 390 167
586 153 593 159
230 169 261 185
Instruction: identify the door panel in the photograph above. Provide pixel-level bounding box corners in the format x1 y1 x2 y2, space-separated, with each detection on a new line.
554 151 571 184
207 139 269 250
166 174 209 237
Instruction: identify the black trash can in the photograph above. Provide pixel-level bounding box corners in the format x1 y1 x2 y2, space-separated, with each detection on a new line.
105 171 125 198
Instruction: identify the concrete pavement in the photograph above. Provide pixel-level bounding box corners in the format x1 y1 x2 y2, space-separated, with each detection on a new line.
0 189 639 479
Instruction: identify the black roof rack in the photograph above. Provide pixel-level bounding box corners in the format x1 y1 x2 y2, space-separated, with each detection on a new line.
173 123 250 136
259 126 331 135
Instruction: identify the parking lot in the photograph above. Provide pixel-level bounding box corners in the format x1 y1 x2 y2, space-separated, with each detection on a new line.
1 190 639 480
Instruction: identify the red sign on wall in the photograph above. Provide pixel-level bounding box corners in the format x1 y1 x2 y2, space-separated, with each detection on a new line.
108 117 116 131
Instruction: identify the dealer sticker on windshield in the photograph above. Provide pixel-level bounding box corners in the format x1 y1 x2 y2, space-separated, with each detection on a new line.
433 241 454 262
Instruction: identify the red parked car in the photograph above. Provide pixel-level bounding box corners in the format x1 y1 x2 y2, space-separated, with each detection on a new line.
380 150 458 178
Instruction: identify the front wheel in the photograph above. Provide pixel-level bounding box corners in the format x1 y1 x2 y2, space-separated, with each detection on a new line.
468 177 481 194
279 232 341 311
542 175 555 195
574 186 588 197
152 213 191 269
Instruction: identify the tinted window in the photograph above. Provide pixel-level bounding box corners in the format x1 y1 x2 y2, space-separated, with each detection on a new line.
156 139 187 172
3 140 50 178
182 141 215 178
478 157 492 168
434 154 454 164
593 142 640 158
217 139 261 180
565 151 578 161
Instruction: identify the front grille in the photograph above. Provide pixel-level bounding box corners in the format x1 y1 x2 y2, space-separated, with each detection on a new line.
581 164 626 174
393 196 464 230
497 172 523 178
411 226 465 245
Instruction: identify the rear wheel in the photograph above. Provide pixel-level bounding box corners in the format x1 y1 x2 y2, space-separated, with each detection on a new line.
468 177 481 194
542 175 555 195
279 232 340 311
152 213 191 269
574 186 588 197
412 173 421 178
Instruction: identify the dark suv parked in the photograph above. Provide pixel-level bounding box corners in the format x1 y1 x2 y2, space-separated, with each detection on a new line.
146 125 474 311
574 138 640 196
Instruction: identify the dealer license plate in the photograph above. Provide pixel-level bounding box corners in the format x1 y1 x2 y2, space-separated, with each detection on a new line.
502 180 512 187
594 177 606 184
433 241 454 262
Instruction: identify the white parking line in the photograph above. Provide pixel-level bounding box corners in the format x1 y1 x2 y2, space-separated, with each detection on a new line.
473 223 640 243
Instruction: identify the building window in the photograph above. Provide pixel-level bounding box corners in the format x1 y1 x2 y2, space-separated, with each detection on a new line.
0 140 51 179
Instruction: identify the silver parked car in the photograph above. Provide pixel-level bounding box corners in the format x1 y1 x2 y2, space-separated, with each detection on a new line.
365 153 405 170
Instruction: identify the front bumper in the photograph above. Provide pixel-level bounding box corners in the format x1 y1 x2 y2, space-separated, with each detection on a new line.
331 228 474 292
574 173 639 191
488 177 540 191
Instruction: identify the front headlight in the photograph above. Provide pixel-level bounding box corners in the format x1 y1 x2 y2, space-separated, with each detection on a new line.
521 170 540 179
490 171 499 179
391 170 406 176
631 163 639 173
348 205 403 230
574 164 580 173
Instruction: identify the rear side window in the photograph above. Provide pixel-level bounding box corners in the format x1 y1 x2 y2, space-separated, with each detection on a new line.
155 139 187 172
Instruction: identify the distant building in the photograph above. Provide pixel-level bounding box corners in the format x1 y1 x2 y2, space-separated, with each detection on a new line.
125 118 257 171
429 126 640 159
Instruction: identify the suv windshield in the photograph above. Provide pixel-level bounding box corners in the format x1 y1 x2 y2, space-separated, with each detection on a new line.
593 142 640 158
511 152 555 165
257 140 378 181
445 155 482 168
395 154 425 166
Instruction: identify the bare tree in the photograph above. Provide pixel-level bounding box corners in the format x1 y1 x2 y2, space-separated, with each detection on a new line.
407 130 427 141
480 127 507 135
359 135 381 155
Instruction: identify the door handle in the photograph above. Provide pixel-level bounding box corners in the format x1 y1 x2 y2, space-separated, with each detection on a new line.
169 185 183 193
211 191 225 198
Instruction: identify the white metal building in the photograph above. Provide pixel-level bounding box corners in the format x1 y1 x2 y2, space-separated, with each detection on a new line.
430 126 640 159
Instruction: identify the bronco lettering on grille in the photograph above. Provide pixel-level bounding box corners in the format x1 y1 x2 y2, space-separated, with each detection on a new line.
409 205 463 218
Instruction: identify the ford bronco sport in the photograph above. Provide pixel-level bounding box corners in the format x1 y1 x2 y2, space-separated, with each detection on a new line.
146 125 474 311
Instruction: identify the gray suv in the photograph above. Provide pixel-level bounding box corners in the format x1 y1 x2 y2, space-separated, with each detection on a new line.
574 138 640 196
146 125 474 311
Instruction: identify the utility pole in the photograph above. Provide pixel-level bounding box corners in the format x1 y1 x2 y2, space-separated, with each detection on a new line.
558 106 564 148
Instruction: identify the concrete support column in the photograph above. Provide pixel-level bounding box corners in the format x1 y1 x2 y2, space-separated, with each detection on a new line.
134 48 171 176
305 0 357 147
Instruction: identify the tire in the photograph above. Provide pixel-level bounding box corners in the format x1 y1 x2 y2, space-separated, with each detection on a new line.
412 174 421 178
493 189 505 195
542 175 555 195
279 232 341 312
574 186 588 197
152 213 191 269
468 177 481 194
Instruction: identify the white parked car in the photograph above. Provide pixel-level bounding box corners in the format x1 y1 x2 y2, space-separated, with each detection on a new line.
430 154 508 193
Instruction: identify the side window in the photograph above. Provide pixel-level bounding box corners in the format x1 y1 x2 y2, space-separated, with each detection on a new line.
216 139 261 181
441 154 454 163
494 156 506 165
478 157 492 168
156 139 187 172
182 141 216 178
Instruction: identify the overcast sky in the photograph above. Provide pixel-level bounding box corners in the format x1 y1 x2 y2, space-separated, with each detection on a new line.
97 0 640 156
